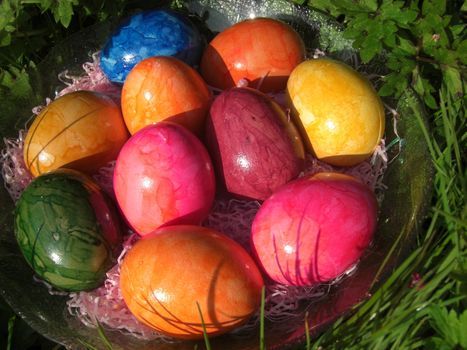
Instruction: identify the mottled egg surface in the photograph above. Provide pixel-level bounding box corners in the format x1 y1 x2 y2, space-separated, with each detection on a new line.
200 18 305 92
113 122 216 236
287 58 385 166
100 9 204 83
23 90 129 177
251 172 378 286
206 87 304 200
14 170 123 291
121 56 211 135
120 225 264 339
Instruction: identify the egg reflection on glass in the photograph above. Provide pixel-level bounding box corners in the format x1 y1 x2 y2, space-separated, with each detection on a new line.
200 18 306 92
286 58 385 166
121 56 212 135
119 225 264 339
251 172 378 286
206 87 304 200
113 122 216 236
100 9 204 83
14 169 122 291
23 91 129 177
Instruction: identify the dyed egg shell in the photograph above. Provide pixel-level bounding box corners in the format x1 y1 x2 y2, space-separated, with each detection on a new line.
206 87 305 200
120 225 264 339
100 9 204 83
121 56 212 135
113 122 215 236
251 172 378 286
23 91 129 177
200 18 306 92
14 169 123 291
286 58 385 166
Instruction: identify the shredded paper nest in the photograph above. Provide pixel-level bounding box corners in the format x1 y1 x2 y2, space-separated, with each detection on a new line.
0 49 395 340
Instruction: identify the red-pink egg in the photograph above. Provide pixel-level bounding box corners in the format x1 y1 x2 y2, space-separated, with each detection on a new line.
206 87 304 201
113 122 215 236
251 172 378 286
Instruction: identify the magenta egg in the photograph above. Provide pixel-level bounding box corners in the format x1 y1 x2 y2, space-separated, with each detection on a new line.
113 122 215 236
206 87 304 201
251 172 378 286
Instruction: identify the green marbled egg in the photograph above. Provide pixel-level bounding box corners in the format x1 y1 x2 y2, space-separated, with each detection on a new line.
14 169 123 291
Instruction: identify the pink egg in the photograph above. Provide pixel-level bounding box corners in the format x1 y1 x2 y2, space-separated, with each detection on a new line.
113 122 215 236
251 172 378 286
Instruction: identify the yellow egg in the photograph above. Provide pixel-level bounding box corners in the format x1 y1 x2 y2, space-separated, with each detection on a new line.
286 58 385 166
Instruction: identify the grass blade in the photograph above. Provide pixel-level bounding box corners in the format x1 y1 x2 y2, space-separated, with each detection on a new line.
196 302 211 350
260 286 266 350
305 311 311 350
78 339 99 350
6 315 15 350
95 319 114 350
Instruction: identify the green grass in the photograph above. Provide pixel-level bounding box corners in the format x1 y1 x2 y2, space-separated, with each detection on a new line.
7 315 15 350
306 87 466 350
0 297 61 350
196 301 212 350
260 286 266 350
304 311 311 350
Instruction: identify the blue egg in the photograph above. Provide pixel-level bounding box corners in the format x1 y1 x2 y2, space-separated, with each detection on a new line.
100 9 204 83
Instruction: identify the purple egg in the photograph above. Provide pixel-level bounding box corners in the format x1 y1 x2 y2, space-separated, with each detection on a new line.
206 87 305 200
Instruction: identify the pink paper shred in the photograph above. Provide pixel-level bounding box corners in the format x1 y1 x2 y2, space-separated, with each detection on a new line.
1 129 33 202
0 51 393 340
57 52 122 102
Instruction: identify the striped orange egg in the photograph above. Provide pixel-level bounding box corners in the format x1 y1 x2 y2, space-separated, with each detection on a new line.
23 91 129 177
120 225 264 339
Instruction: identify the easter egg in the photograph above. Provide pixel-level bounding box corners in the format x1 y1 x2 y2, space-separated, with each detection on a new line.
113 122 215 236
251 172 378 286
121 56 212 135
23 91 129 177
206 87 305 200
120 225 264 339
200 18 306 92
286 58 385 166
100 9 204 83
14 169 123 291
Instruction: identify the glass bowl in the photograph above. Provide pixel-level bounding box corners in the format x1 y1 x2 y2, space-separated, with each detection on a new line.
0 0 433 349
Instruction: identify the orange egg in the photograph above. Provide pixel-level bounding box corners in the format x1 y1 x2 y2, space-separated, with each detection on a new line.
286 58 385 166
120 225 264 339
23 91 129 177
121 56 212 135
200 18 306 92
